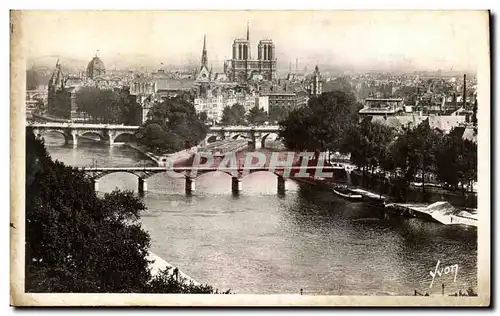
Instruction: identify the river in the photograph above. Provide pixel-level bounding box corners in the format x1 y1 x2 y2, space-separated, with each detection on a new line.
43 133 478 296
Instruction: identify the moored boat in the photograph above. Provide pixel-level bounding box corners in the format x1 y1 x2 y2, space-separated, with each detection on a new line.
333 185 363 201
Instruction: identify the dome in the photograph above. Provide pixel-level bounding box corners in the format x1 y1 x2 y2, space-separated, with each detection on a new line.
86 56 106 79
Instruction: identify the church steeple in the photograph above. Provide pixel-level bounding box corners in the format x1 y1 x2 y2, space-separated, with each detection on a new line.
201 34 208 70
246 22 250 41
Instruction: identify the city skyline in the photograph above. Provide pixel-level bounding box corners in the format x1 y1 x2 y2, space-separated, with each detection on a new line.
21 10 487 73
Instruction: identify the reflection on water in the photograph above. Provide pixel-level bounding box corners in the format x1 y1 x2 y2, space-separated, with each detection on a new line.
43 134 477 295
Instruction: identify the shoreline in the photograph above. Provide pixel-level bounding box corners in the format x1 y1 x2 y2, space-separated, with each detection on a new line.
147 251 201 286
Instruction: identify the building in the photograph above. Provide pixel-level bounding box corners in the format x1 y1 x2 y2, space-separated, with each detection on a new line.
47 55 146 123
358 98 405 116
308 65 323 96
224 23 277 82
194 90 269 122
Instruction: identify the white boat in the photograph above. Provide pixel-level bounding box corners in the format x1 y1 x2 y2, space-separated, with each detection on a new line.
333 186 363 201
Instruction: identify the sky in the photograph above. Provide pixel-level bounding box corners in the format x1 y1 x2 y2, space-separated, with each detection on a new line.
17 10 489 73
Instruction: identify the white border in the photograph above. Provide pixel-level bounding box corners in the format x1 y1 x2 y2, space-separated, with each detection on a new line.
4 1 498 314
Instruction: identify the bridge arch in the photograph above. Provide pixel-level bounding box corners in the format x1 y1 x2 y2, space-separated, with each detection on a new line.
194 169 236 179
113 132 137 143
260 132 280 148
35 129 71 144
205 134 222 144
79 131 104 142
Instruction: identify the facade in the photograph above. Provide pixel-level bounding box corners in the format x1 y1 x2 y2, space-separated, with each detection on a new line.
47 56 148 123
358 98 405 116
224 24 277 82
194 92 269 122
265 92 298 109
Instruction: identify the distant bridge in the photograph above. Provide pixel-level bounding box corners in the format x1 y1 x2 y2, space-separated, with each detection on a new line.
27 122 282 149
80 165 342 195
28 123 140 146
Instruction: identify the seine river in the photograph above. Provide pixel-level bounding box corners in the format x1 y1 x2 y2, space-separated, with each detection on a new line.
43 134 477 295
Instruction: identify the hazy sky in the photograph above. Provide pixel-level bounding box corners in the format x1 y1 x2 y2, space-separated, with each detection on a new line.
19 10 489 72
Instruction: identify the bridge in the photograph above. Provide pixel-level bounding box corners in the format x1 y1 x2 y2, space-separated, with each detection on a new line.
204 125 281 150
28 123 140 146
80 165 342 195
27 122 281 149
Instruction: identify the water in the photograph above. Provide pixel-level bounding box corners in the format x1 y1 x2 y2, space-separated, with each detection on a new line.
43 132 477 295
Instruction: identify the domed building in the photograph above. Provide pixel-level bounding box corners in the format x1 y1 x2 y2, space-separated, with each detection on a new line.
86 55 106 79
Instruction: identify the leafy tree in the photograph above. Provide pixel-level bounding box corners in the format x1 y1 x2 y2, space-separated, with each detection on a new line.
268 105 290 123
279 91 361 157
386 120 441 201
220 103 246 126
25 129 227 293
322 77 357 99
75 87 141 125
341 119 394 186
136 97 207 153
246 105 268 125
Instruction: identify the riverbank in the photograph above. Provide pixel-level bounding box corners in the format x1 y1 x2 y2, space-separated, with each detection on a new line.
293 175 477 228
147 251 201 286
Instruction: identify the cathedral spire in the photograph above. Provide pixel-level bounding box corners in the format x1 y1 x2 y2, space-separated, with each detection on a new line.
246 22 250 41
201 34 208 70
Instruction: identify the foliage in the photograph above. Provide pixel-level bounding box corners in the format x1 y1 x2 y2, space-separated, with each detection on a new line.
75 87 142 125
25 129 228 293
198 111 208 124
136 96 207 153
341 119 395 183
322 77 357 99
268 105 289 123
279 91 362 153
246 105 268 125
435 129 477 192
220 103 246 126
146 268 231 294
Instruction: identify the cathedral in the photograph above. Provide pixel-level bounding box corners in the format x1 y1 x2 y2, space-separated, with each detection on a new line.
223 23 277 83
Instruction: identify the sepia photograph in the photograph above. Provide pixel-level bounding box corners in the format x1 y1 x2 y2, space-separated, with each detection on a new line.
10 9 491 306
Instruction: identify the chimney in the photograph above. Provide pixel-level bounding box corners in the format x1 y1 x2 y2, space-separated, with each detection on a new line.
462 74 467 109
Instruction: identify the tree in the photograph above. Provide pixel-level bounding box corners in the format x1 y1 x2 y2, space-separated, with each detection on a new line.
341 119 394 186
220 103 246 126
268 104 288 123
136 97 207 153
246 105 268 125
198 111 208 124
279 91 361 157
25 129 227 293
387 120 441 201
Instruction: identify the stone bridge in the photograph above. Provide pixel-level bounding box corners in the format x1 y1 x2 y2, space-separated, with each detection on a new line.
204 125 281 150
27 123 140 146
80 165 341 196
27 123 281 149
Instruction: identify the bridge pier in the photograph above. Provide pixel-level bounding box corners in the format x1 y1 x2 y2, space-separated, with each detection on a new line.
92 179 99 192
185 177 195 195
138 178 148 194
346 170 352 185
65 133 78 147
231 177 242 195
277 175 287 195
102 134 114 146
